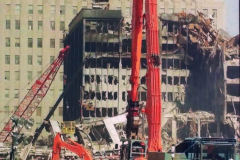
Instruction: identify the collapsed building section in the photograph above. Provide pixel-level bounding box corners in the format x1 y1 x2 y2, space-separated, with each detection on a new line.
63 9 239 151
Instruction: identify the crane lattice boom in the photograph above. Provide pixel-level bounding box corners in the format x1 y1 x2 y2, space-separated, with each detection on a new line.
0 46 70 143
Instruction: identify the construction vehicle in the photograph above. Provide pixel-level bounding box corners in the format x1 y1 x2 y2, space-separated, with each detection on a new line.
123 0 162 159
123 0 238 160
0 46 70 143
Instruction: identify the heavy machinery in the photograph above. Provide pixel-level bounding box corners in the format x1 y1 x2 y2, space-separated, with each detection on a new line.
124 0 162 159
0 46 70 143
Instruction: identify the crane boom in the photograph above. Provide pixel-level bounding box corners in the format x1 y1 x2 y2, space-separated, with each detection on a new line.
145 0 162 152
0 46 70 143
126 0 162 155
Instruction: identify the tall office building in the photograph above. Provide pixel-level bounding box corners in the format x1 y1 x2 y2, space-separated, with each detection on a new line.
0 0 226 137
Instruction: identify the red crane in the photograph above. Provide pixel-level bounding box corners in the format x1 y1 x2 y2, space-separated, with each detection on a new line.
0 46 70 143
52 133 93 160
127 0 162 154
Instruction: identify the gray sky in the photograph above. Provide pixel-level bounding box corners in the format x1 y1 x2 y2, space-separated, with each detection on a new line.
225 0 239 36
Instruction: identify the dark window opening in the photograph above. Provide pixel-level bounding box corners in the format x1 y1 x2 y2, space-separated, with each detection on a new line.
108 76 113 84
162 92 166 102
168 77 173 85
122 92 126 101
102 108 107 117
174 77 179 85
90 75 94 83
114 77 118 85
227 66 240 79
96 75 101 83
85 75 90 83
108 108 113 117
84 91 89 99
162 75 167 84
102 92 106 100
90 92 95 99
108 92 113 100
114 108 118 116
180 77 186 84
96 92 101 100
168 93 173 102
227 84 240 97
141 76 146 84
141 92 147 101
114 92 117 100
96 108 101 117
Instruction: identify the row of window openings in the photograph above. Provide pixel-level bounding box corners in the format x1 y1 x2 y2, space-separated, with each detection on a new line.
6 20 65 31
5 55 58 65
5 38 64 48
159 8 217 20
4 71 63 81
83 91 183 102
84 91 147 101
3 106 63 117
6 4 79 15
85 75 146 85
4 89 63 99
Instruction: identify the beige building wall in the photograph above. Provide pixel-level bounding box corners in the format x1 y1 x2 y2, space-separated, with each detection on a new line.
0 0 226 138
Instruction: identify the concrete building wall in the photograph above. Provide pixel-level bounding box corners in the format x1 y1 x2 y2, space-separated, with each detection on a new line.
0 0 226 138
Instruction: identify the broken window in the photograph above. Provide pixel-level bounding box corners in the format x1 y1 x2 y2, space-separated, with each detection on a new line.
37 56 42 65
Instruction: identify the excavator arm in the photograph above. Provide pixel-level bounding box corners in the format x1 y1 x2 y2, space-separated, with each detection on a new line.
52 133 93 160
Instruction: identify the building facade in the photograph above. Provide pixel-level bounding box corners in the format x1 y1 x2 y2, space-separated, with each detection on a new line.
0 0 226 138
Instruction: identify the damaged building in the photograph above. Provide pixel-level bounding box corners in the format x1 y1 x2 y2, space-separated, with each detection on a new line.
63 9 239 151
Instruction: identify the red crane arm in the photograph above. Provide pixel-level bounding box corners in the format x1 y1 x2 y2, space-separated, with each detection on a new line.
126 0 143 139
145 0 162 151
52 133 93 160
130 0 143 101
0 46 70 143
